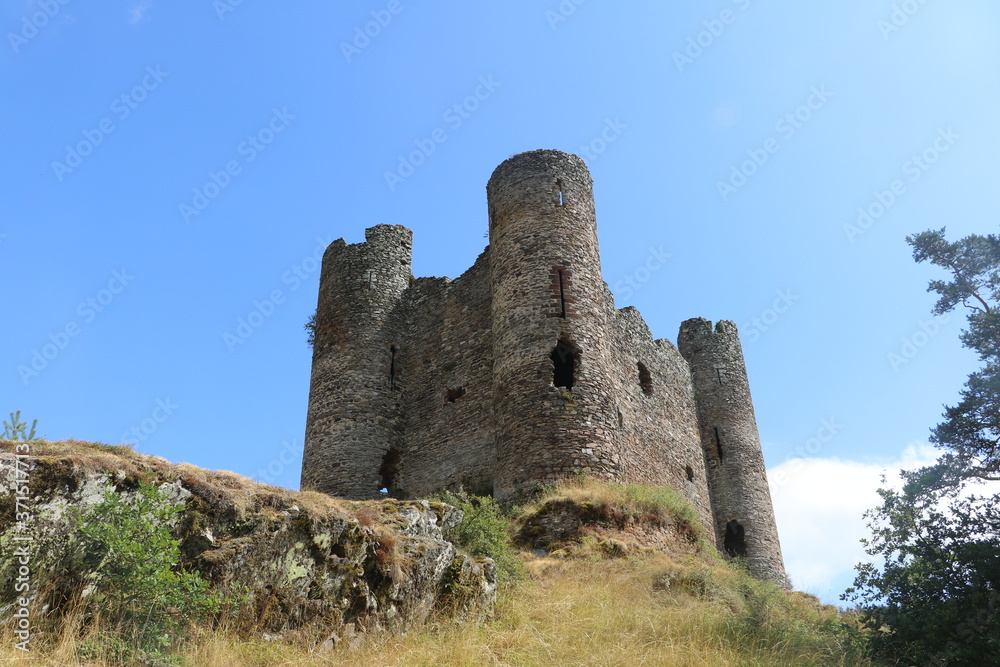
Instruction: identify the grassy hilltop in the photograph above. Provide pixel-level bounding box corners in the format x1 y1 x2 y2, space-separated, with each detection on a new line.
0 440 872 666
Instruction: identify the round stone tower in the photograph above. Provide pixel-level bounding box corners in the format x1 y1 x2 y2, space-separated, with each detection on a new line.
487 150 620 499
677 318 789 587
301 224 412 499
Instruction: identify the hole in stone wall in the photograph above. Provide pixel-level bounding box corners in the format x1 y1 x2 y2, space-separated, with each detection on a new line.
556 179 565 207
686 465 695 483
551 339 577 390
557 268 567 319
724 519 747 558
617 410 624 428
379 448 402 493
714 427 723 461
389 345 398 391
445 386 467 403
638 362 653 396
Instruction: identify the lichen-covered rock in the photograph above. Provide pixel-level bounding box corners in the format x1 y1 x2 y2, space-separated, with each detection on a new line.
0 441 495 640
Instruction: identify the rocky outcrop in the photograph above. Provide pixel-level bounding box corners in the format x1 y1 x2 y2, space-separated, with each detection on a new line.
0 441 495 643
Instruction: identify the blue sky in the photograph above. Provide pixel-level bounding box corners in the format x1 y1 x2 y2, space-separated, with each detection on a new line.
4 1 999 605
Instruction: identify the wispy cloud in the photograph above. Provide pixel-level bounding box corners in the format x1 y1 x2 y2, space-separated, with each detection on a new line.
768 442 939 604
128 0 152 25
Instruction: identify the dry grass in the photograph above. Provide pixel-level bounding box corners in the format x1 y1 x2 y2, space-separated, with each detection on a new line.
525 475 704 531
0 553 869 666
0 451 872 666
0 439 381 524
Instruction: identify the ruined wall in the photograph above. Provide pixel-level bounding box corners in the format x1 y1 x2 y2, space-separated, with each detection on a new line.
677 318 790 587
301 150 789 588
487 150 621 499
396 253 495 498
301 225 411 499
608 305 714 534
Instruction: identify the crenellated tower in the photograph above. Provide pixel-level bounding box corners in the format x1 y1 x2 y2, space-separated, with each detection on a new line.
301 224 412 499
677 318 789 587
487 150 621 499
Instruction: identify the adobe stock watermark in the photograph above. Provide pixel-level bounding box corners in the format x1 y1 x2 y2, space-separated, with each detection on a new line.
120 398 179 446
8 0 72 54
613 246 671 300
253 438 299 486
8 444 34 652
340 0 409 62
886 314 950 372
51 66 169 182
545 0 588 30
384 75 501 192
878 0 931 40
214 0 248 21
672 0 753 73
843 127 959 244
717 85 833 202
742 289 799 343
577 117 628 163
223 236 331 352
771 417 846 486
179 107 296 224
17 269 135 386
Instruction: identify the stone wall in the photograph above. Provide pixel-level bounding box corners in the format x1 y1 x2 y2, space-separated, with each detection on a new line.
301 150 789 587
678 318 790 587
397 252 495 498
302 225 412 499
608 304 714 534
487 150 621 499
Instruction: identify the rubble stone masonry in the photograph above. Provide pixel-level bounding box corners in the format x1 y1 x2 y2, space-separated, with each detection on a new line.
302 150 789 586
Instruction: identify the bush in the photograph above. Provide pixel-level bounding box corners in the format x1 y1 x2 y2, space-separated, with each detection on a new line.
71 481 223 663
433 489 522 585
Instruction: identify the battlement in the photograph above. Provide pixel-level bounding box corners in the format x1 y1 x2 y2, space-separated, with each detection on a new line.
302 150 789 587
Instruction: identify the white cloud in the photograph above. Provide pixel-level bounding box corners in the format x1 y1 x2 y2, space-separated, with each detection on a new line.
768 442 939 604
129 0 152 24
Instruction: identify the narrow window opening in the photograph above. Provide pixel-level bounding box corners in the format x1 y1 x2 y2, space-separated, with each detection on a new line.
379 449 402 494
685 465 695 483
445 386 467 403
724 519 747 558
389 345 398 391
557 269 567 319
551 340 576 390
638 362 653 396
716 368 724 386
617 410 624 429
366 270 375 289
714 427 723 460
556 179 565 207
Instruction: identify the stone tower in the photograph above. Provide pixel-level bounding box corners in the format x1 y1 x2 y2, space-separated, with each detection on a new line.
301 225 412 498
678 318 789 587
488 150 620 498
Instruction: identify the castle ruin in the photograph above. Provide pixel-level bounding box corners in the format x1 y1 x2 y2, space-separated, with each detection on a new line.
301 149 789 587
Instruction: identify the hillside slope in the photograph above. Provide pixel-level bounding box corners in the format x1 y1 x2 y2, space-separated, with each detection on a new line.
0 441 870 666
0 440 495 652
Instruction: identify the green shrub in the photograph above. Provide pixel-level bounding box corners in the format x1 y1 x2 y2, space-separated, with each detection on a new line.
433 489 522 585
71 481 223 663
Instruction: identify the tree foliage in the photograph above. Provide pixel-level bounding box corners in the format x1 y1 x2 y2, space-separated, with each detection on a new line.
2 410 38 442
844 228 1000 666
846 480 1000 664
909 228 1000 482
